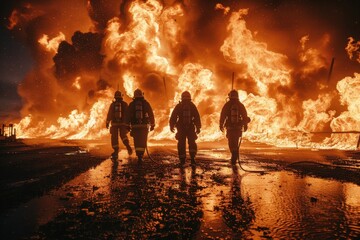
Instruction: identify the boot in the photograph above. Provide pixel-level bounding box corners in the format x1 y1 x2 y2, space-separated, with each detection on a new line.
180 158 185 165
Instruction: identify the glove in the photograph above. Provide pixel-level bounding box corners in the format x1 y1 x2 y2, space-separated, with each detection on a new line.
220 126 224 132
170 126 175 133
150 125 155 131
196 128 201 134
244 125 248 132
106 122 109 129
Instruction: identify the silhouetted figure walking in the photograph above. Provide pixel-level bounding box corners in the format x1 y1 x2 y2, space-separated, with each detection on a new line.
170 91 201 165
106 90 133 161
219 90 250 164
127 89 155 162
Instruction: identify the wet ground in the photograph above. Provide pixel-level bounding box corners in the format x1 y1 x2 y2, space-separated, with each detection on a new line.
0 140 106 212
1 140 360 239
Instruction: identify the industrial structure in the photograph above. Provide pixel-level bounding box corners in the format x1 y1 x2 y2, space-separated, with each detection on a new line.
0 124 16 141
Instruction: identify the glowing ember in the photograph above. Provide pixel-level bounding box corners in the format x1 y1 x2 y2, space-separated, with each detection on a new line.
38 32 66 53
215 3 230 15
72 76 82 90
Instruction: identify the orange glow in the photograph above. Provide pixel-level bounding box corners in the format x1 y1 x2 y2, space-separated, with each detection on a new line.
221 9 291 90
299 35 327 75
12 1 360 150
325 73 360 148
17 90 112 139
123 72 137 98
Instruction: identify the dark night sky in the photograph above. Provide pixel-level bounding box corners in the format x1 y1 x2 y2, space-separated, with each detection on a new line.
0 0 359 122
0 27 33 120
1 1 34 121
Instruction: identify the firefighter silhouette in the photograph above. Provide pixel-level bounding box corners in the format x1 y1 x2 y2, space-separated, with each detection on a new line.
106 90 133 160
169 91 201 165
127 89 155 162
219 90 250 164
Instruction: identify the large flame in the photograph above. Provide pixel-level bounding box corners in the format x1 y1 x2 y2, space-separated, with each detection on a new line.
8 0 359 150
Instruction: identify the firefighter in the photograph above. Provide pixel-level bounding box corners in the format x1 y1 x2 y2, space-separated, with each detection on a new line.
127 89 155 162
169 91 201 165
106 90 133 160
219 89 250 164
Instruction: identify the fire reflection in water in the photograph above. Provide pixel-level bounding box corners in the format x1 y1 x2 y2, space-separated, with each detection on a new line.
4 148 360 239
242 171 360 239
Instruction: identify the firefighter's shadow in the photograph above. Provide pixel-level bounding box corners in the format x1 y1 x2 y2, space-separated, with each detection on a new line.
221 165 255 233
156 165 203 238
107 159 204 238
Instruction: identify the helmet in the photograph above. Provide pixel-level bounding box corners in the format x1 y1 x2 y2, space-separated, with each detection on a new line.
181 91 191 100
114 90 122 99
134 88 144 98
228 90 239 99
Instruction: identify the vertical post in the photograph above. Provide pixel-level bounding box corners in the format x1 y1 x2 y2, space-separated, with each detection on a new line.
231 72 235 90
327 57 335 82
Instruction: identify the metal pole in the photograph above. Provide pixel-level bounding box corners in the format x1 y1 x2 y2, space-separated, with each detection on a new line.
310 131 360 134
327 57 335 82
231 72 235 90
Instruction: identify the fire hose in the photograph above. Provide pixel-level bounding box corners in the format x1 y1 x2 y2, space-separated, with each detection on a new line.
236 136 358 174
237 137 265 174
145 145 157 163
145 126 163 165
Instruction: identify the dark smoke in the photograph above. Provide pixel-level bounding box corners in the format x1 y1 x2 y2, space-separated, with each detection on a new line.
53 31 104 82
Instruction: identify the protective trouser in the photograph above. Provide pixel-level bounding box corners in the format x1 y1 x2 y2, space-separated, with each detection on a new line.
176 126 197 161
130 125 148 160
226 127 243 163
110 125 131 152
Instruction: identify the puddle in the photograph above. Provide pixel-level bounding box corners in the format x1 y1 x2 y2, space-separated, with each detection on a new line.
242 172 360 239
